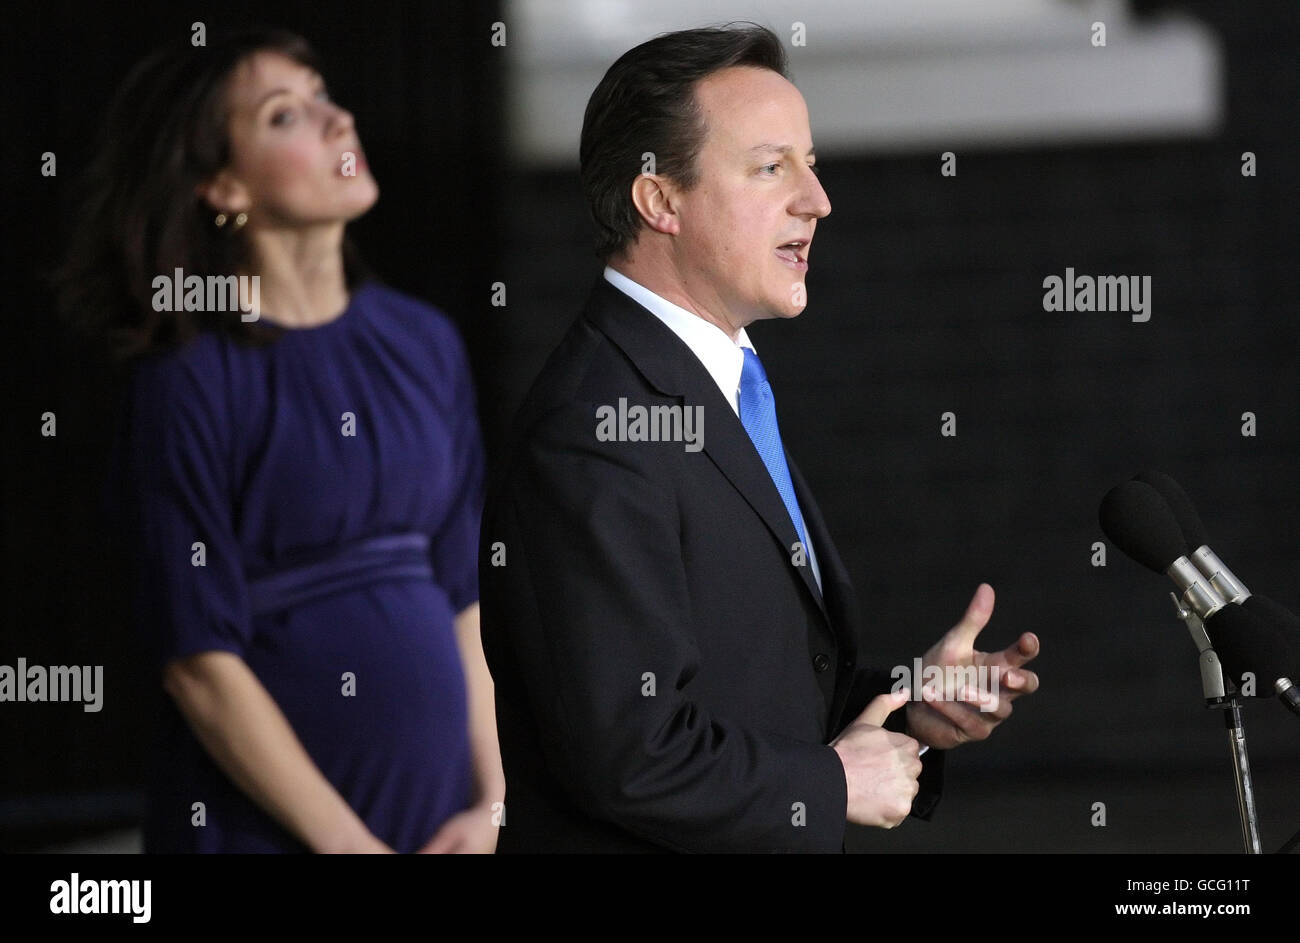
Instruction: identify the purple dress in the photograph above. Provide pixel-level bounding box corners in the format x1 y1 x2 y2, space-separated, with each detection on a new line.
115 281 483 852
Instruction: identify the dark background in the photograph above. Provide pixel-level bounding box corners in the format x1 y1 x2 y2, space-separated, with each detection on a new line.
2 0 1297 853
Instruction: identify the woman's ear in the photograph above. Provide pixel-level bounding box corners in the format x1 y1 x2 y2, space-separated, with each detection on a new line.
196 169 251 215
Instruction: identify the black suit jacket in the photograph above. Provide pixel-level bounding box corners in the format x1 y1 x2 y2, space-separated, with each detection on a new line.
479 277 941 852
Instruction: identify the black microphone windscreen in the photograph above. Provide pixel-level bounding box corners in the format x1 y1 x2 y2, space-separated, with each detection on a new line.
1099 480 1188 573
1206 603 1300 682
1134 469 1211 549
1242 594 1300 644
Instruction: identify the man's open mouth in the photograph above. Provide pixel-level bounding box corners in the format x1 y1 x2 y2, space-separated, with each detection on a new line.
775 239 809 268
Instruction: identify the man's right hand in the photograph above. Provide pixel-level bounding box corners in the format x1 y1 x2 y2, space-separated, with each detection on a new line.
830 689 922 828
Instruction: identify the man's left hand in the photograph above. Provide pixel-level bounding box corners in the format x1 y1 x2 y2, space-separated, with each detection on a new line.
904 583 1040 751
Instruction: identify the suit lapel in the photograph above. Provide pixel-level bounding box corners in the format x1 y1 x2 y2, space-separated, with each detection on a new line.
788 453 868 731
586 279 829 621
787 455 860 653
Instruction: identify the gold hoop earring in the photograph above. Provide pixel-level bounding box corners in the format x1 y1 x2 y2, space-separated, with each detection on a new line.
232 212 248 231
214 212 228 227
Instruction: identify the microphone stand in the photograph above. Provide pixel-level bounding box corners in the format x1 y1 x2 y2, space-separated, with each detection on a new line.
1170 593 1263 853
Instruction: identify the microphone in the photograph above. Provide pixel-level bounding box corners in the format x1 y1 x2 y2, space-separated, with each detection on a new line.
1098 480 1226 621
1133 469 1209 546
1208 604 1300 714
1132 469 1300 712
1100 475 1290 854
1133 470 1250 603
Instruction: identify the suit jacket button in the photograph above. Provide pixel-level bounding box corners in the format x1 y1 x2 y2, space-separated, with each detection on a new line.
813 653 831 672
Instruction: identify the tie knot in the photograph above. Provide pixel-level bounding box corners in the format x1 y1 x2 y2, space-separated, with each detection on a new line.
740 346 768 392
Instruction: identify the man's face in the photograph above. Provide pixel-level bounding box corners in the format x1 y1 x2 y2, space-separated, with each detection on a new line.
670 66 830 333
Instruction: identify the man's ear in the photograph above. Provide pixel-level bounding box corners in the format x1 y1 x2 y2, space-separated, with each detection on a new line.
196 169 252 215
629 174 681 237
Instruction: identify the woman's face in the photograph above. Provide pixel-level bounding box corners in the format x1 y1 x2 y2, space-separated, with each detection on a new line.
207 50 379 227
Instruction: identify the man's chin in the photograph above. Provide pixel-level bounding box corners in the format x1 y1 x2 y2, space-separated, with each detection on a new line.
776 276 810 317
775 294 809 320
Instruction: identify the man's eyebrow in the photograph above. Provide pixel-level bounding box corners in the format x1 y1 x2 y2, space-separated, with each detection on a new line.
747 144 817 158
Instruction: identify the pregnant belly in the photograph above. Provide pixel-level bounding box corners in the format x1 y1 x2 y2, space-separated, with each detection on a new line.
243 578 470 775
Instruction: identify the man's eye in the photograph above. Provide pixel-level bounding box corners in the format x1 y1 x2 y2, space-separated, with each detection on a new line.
761 163 780 175
270 109 295 127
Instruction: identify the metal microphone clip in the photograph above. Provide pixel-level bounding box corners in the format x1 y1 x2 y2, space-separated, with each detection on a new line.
1188 547 1251 605
1168 592 1228 702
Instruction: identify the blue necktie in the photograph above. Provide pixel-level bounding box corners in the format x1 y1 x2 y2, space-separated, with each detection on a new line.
737 347 821 589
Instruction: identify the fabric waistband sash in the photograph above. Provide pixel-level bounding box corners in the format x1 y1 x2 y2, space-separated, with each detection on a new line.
248 532 432 617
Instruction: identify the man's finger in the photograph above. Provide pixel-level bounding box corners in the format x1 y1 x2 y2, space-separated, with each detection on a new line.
946 583 995 650
922 676 1008 718
1000 665 1040 696
983 632 1041 671
860 688 910 727
920 687 1002 739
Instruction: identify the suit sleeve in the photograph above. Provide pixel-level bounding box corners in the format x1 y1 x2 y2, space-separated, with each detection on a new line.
496 402 849 852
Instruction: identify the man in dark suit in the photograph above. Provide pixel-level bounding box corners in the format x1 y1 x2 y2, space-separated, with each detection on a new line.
479 24 1040 853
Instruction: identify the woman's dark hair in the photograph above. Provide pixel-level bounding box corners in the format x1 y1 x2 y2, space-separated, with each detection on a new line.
56 28 368 360
579 23 789 261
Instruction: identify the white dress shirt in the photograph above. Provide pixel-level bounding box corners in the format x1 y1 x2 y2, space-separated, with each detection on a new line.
603 266 822 591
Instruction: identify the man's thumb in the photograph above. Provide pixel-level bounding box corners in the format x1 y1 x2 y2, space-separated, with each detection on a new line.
860 688 910 727
948 582 996 648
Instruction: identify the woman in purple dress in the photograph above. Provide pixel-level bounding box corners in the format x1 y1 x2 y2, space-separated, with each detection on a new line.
58 29 502 853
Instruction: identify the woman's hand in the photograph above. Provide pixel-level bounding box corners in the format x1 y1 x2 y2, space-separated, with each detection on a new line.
164 650 392 854
323 823 397 854
417 803 500 854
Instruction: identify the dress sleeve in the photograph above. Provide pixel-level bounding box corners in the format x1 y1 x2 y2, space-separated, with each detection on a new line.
117 354 254 671
428 324 486 615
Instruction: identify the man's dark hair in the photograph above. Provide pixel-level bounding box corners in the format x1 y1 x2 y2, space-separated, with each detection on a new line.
579 23 789 260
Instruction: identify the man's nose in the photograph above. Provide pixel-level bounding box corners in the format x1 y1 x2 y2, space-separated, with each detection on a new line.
797 166 831 219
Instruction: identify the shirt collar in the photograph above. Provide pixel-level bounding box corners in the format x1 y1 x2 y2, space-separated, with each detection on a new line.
603 266 752 415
